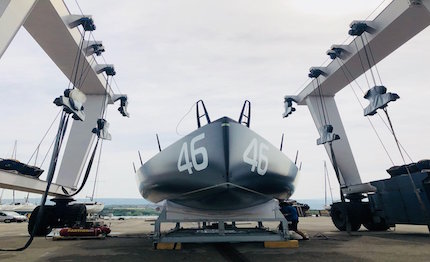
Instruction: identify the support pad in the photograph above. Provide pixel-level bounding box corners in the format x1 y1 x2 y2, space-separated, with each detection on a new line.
264 240 299 248
153 200 290 244
154 242 182 250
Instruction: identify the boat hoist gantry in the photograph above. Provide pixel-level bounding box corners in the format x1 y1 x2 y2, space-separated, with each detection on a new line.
284 0 430 232
0 0 128 241
284 0 430 196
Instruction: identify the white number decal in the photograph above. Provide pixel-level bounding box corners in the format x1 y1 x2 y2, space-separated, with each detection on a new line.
177 133 208 174
243 138 258 172
178 142 193 174
243 138 269 176
257 143 269 175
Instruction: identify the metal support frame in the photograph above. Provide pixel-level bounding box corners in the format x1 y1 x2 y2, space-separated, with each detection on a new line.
0 0 127 195
0 169 74 197
285 0 430 194
154 200 289 243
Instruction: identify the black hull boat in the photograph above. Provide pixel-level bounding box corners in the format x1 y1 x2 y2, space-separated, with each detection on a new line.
136 101 299 211
0 158 44 178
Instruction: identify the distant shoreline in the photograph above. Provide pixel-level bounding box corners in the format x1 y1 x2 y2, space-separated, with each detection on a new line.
1 198 337 210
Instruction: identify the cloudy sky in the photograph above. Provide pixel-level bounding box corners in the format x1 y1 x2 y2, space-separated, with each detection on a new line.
1 0 430 202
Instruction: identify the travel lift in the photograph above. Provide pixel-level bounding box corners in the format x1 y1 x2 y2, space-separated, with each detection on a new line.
0 0 128 249
284 0 430 232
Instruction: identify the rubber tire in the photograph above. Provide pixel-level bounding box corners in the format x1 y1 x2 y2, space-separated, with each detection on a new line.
330 203 361 232
28 206 52 236
67 204 87 227
363 219 390 231
4 219 11 223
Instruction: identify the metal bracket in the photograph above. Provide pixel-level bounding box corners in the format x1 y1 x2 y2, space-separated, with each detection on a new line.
282 97 296 118
92 118 112 140
66 15 96 31
94 64 116 76
409 0 422 6
308 67 326 78
348 20 376 36
363 86 399 116
84 40 105 56
112 94 129 117
53 89 86 121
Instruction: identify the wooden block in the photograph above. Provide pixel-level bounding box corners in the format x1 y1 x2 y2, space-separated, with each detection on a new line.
155 242 182 250
264 240 299 248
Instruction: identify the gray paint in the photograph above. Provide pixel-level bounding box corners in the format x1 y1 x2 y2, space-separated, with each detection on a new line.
136 117 298 210
0 0 11 17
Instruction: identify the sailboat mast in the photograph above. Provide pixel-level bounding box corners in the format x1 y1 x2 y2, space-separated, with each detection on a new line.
324 161 327 207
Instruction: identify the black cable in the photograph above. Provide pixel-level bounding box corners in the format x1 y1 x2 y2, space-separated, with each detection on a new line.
91 139 104 200
76 56 95 89
353 40 372 89
364 33 383 85
337 59 395 165
61 138 100 197
317 77 331 125
27 110 62 165
312 80 326 126
0 112 68 251
338 59 413 162
71 31 87 88
68 33 86 90
360 35 377 86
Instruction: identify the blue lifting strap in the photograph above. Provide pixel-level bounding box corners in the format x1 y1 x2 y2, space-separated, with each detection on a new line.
363 86 399 116
317 124 340 145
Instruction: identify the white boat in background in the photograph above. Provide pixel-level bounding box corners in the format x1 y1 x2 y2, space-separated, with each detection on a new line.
81 202 104 216
0 190 36 215
0 202 37 214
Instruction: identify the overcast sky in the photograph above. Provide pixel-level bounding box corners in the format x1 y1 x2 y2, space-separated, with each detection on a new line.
2 0 430 203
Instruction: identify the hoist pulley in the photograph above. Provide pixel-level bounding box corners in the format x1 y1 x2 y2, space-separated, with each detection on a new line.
283 97 296 118
84 41 105 56
67 15 96 31
348 21 368 36
327 47 344 60
54 88 86 121
112 95 129 117
95 64 116 76
92 119 112 140
308 67 325 78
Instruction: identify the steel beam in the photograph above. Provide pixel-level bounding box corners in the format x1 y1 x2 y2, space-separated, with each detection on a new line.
286 0 430 194
0 0 38 58
23 0 113 96
0 0 124 193
55 95 106 188
291 0 430 105
0 170 73 197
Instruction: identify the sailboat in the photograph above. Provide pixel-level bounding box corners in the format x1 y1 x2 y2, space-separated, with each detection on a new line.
0 191 36 215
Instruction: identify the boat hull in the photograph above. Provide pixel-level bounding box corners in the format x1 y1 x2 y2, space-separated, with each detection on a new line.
136 117 298 210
